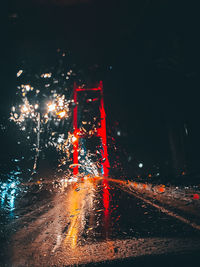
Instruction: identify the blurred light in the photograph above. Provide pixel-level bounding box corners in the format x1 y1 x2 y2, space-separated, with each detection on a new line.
139 163 143 168
58 99 64 107
48 103 56 112
1 191 6 205
1 183 7 189
10 182 16 189
34 104 39 109
21 105 28 113
24 85 31 91
17 70 23 77
57 110 66 118
10 189 15 195
41 73 52 78
184 124 188 136
128 156 132 162
159 187 165 193
71 177 78 182
117 131 121 136
58 137 63 143
10 195 15 210
72 136 77 143
143 184 147 189
193 194 199 200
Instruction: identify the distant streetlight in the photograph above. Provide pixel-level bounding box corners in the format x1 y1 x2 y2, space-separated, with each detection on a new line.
139 163 143 168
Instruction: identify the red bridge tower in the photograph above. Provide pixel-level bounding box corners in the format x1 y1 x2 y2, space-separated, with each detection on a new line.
73 81 110 176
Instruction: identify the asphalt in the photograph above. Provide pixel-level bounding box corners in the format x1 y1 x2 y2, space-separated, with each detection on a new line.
1 177 200 266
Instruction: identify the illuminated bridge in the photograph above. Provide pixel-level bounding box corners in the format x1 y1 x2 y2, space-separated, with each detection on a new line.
72 81 110 176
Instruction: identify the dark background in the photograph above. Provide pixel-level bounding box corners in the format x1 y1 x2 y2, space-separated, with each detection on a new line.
1 0 200 181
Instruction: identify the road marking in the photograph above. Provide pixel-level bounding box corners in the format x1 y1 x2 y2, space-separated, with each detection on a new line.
118 185 200 231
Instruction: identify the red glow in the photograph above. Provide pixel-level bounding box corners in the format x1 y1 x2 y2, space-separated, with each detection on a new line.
159 187 165 193
86 97 99 103
103 180 110 212
193 194 199 200
76 87 101 92
73 83 78 175
103 179 110 236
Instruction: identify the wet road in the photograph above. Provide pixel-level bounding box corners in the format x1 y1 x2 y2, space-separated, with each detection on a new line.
1 177 200 266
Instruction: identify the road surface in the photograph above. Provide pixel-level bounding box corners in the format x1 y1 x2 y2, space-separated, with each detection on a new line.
1 176 200 266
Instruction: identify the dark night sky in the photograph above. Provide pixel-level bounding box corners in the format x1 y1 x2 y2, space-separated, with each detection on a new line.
1 0 200 176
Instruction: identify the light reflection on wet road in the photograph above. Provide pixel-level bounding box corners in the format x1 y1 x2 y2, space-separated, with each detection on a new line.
1 177 200 266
